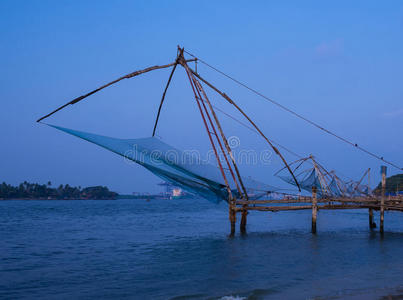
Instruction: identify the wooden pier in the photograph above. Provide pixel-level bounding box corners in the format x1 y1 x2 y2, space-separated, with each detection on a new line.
230 193 403 235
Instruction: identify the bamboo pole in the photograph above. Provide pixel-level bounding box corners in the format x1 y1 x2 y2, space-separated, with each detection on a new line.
237 205 312 211
235 197 385 205
240 210 247 234
192 78 249 233
368 169 376 229
369 208 375 229
230 207 236 236
380 166 387 233
312 186 318 234
180 51 249 236
319 205 372 210
180 50 238 237
188 68 301 192
152 49 183 136
37 59 195 123
235 204 397 212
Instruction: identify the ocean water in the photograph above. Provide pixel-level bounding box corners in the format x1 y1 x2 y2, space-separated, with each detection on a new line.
1 198 403 300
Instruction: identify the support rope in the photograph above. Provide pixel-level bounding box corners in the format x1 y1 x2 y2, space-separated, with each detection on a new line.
183 50 402 171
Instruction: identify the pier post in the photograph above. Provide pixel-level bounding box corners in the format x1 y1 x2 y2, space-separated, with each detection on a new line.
368 169 376 229
369 208 375 229
229 203 236 237
240 209 247 234
380 166 387 233
312 186 317 234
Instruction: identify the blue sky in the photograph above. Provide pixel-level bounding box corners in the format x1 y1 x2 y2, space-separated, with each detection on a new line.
0 0 402 193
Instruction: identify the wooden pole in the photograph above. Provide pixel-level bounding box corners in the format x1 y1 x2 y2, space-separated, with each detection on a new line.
230 205 236 237
240 209 247 234
191 79 249 234
368 168 376 229
188 69 301 192
36 59 195 123
380 166 387 233
152 49 183 136
181 53 248 236
312 186 318 234
369 208 375 229
180 50 238 237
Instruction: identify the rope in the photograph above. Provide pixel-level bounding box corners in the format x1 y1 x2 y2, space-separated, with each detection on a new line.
210 102 361 191
183 50 402 171
198 82 364 186
203 99 303 159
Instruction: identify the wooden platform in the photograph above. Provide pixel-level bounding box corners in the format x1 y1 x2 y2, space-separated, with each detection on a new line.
228 194 403 236
235 196 403 212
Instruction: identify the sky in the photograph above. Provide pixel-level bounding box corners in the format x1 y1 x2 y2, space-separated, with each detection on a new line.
0 0 402 194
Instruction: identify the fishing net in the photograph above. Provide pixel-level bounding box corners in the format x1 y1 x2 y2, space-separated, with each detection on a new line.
328 177 343 197
276 157 372 198
345 181 371 197
278 168 329 198
48 124 274 203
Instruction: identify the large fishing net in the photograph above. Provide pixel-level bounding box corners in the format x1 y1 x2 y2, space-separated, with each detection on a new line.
276 157 372 198
48 124 274 203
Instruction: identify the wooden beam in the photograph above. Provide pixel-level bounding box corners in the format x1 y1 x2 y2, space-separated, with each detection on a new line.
240 204 377 211
190 73 250 234
37 59 195 123
188 68 301 192
237 205 313 211
380 166 386 233
235 196 403 207
312 187 318 234
319 205 371 210
369 208 376 229
152 49 183 136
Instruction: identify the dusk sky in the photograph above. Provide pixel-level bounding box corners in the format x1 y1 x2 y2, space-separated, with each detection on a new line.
1 0 402 193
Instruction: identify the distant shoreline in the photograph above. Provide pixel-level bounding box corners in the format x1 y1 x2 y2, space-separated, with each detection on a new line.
0 198 118 201
0 182 118 200
0 182 180 201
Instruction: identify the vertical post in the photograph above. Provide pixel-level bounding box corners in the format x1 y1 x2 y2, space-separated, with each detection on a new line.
312 186 317 234
369 208 375 229
380 166 387 233
229 204 236 237
368 168 375 229
240 209 247 234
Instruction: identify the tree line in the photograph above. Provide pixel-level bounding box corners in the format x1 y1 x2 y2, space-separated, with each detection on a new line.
0 181 118 200
373 174 403 195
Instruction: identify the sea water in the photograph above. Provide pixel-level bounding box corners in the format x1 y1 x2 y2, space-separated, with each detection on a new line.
1 198 403 299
